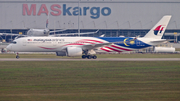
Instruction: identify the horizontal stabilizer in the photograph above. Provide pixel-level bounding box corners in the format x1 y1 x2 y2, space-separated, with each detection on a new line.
150 39 174 43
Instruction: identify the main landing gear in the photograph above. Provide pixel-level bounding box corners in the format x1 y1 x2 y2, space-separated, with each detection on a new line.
82 55 97 59
82 50 97 59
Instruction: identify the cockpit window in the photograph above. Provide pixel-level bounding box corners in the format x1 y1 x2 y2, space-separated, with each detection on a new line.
11 41 17 44
15 36 25 39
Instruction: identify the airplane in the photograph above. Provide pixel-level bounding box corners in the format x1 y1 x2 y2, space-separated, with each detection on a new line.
0 14 98 38
25 13 65 36
0 28 99 41
6 15 171 59
25 13 99 36
0 15 66 37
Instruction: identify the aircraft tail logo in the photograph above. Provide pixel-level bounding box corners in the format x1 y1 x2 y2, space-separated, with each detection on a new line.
154 25 164 35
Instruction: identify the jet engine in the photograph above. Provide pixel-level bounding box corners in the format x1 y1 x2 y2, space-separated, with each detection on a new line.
67 47 82 57
56 47 82 57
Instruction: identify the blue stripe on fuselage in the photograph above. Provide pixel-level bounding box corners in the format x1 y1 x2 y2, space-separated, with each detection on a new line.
97 37 151 49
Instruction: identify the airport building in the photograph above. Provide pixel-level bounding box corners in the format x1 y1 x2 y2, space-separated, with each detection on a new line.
0 0 180 42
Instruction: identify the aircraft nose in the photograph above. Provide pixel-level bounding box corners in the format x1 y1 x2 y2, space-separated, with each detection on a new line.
6 45 12 51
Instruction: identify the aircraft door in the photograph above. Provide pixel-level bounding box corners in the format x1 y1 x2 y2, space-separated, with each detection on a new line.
22 39 26 46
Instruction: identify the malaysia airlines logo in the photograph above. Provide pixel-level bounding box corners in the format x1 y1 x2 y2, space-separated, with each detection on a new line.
28 39 32 41
154 25 165 35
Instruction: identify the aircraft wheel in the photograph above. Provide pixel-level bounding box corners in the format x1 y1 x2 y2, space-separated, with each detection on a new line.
82 55 86 59
92 55 97 59
87 55 92 59
16 56 19 59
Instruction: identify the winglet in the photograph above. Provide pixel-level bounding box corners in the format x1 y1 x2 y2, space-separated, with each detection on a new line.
95 29 99 33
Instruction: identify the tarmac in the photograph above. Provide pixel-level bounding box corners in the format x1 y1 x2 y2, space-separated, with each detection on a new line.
0 58 180 61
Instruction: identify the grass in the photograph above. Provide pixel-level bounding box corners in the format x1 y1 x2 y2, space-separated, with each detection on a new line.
176 48 180 51
0 61 180 101
1 53 180 58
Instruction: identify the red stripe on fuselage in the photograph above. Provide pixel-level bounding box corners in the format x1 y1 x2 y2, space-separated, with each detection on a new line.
77 39 104 43
111 45 131 51
105 46 122 52
39 46 57 50
100 48 111 52
64 43 84 46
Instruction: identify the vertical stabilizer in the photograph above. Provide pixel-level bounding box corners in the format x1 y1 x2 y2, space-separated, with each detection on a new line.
144 15 171 39
45 13 50 29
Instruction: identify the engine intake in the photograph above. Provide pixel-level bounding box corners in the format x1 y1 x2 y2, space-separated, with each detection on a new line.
67 47 82 57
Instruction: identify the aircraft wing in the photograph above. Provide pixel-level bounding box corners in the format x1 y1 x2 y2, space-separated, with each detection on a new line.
0 33 20 36
55 30 99 36
49 29 67 33
150 39 175 43
80 41 123 50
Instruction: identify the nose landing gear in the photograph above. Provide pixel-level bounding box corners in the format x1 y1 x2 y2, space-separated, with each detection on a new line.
16 53 20 59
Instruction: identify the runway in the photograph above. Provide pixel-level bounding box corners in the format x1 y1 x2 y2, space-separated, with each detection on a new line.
0 58 180 61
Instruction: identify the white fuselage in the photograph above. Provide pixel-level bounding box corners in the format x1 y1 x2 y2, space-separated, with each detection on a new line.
6 36 157 53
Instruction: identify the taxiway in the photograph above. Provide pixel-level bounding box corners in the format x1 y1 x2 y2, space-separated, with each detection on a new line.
0 58 180 61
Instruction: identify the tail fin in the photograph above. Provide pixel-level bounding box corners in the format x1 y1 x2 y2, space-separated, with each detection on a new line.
144 15 171 39
45 12 50 29
46 19 48 29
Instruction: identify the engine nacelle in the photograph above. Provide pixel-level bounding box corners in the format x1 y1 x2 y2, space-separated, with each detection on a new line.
56 51 67 56
67 47 82 57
